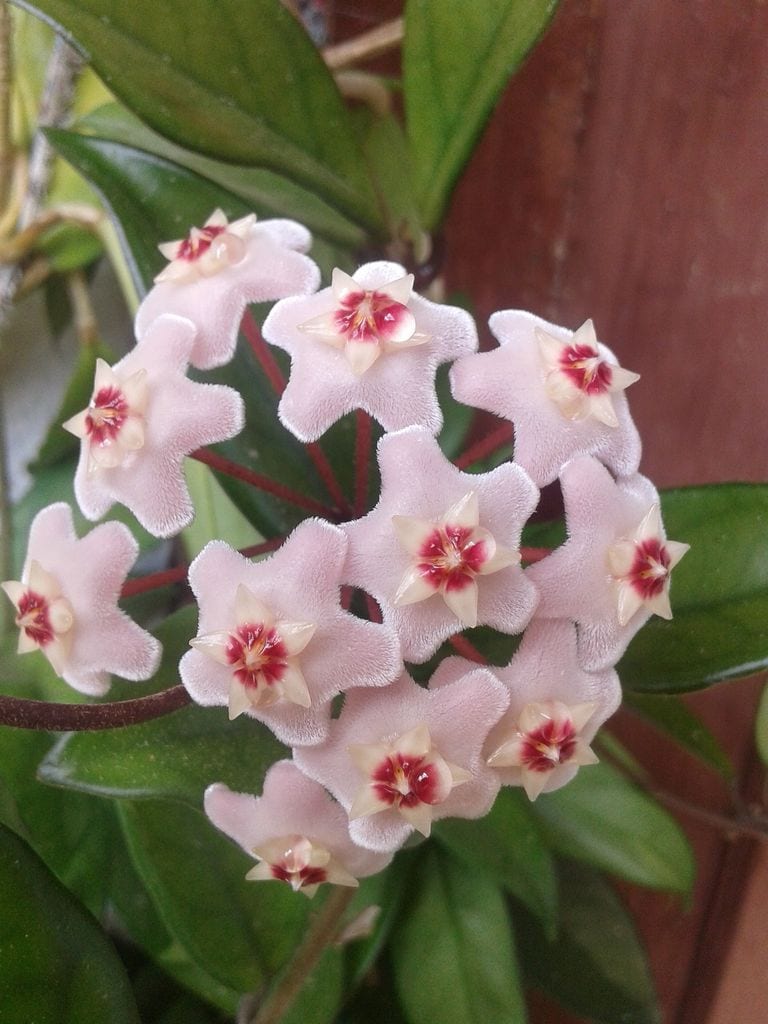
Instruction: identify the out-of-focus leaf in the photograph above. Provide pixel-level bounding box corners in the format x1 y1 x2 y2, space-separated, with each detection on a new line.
362 112 424 250
182 460 261 560
436 363 474 460
0 822 141 1023
78 103 367 249
434 787 557 934
620 484 768 692
756 681 768 766
532 762 694 893
403 0 558 228
513 859 660 1024
20 0 380 228
391 845 526 1024
625 691 734 779
119 799 309 995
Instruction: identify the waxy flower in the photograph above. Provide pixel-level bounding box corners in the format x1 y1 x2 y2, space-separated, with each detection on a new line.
1 503 160 695
180 519 402 746
451 311 641 486
432 621 619 799
262 262 478 441
135 210 320 369
526 456 689 670
65 315 244 538
205 761 391 898
294 669 510 853
343 427 539 662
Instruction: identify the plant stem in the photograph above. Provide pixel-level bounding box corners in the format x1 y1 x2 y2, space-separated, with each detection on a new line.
454 421 514 470
0 684 190 731
448 634 488 664
251 886 356 1024
354 409 372 515
323 16 404 70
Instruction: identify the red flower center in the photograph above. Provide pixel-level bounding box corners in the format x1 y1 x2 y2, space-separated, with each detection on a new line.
271 863 327 889
416 524 488 592
334 288 409 344
371 753 441 809
519 717 578 773
177 224 226 262
226 622 288 690
15 590 53 647
85 386 128 445
625 538 671 599
559 343 613 395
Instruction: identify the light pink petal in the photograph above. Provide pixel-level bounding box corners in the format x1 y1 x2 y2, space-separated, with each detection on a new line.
450 309 641 486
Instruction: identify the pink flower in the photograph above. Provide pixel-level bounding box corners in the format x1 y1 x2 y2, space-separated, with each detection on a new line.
294 669 510 853
450 312 641 486
526 456 689 670
64 314 244 538
135 210 320 369
205 761 390 898
261 262 478 440
343 427 539 662
433 620 620 800
180 519 402 746
1 503 160 696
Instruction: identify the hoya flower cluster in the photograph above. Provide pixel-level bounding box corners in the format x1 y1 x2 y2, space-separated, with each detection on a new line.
4 209 688 899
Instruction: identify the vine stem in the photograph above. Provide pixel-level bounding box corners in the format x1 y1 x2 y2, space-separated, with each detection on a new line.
448 634 488 664
240 310 351 517
454 421 513 470
250 886 357 1024
0 684 190 731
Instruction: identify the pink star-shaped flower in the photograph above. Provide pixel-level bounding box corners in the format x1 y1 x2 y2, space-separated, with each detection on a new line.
64 314 244 538
450 311 641 486
205 761 390 899
525 456 689 670
0 503 160 696
431 620 620 800
342 427 539 662
180 519 402 746
294 669 510 852
135 210 320 369
261 262 478 441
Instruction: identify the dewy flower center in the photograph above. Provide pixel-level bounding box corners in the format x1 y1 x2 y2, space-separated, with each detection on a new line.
15 589 54 646
519 716 578 772
417 523 488 591
559 343 613 395
227 622 288 690
176 223 226 262
624 538 672 598
335 288 410 344
372 752 441 809
86 385 128 445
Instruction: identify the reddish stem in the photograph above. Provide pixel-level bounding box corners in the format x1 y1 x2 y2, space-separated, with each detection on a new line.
306 442 351 517
448 634 488 664
364 591 382 624
191 447 334 518
520 546 550 565
455 421 513 470
354 410 372 516
0 685 191 731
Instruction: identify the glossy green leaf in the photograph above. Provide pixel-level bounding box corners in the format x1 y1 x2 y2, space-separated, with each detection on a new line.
620 484 768 692
79 102 367 249
362 112 424 249
119 799 310 994
513 859 660 1024
434 787 557 934
392 845 526 1024
625 691 734 779
756 681 768 766
403 0 558 227
532 762 694 893
182 459 261 560
0 822 140 1023
19 0 381 228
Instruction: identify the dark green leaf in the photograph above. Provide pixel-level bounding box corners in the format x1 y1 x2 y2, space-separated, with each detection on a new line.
362 112 424 249
625 691 733 779
403 0 558 227
513 859 660 1024
620 484 768 692
756 681 768 767
391 845 526 1024
434 787 557 934
0 822 140 1023
119 800 309 994
532 762 694 893
20 0 380 228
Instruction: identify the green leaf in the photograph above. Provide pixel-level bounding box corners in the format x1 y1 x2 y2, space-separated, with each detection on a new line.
625 691 734 779
361 112 424 250
0 822 141 1023
182 459 262 560
79 102 367 250
403 0 558 228
119 799 309 994
513 859 660 1024
532 762 694 893
434 787 557 934
620 484 768 692
391 845 526 1024
756 681 768 766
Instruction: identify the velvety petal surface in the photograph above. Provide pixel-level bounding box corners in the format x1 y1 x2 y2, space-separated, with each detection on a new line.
262 262 478 440
343 427 539 662
450 310 641 486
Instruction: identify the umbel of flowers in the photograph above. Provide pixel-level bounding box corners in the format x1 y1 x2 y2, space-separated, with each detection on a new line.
2 209 688 898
